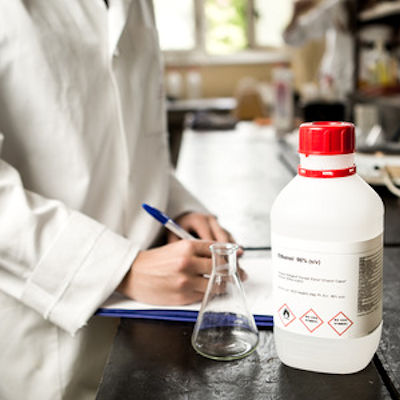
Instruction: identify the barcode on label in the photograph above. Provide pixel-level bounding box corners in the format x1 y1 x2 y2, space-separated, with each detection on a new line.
358 248 383 316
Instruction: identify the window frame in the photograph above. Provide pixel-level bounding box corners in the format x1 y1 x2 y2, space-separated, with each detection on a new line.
160 0 290 67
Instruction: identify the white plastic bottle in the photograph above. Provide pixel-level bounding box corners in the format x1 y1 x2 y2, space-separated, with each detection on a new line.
271 121 384 374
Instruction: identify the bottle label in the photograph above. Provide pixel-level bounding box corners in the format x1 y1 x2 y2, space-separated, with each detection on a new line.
272 234 383 339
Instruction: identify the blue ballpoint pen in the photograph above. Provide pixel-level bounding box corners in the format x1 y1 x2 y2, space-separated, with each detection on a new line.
142 203 196 240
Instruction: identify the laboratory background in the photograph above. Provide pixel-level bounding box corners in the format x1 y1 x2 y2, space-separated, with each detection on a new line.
160 0 400 170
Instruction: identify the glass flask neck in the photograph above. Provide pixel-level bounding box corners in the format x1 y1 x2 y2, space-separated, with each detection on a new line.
210 243 239 275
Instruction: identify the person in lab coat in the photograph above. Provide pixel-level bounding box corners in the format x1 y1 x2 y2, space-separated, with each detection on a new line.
284 0 356 99
0 1 234 399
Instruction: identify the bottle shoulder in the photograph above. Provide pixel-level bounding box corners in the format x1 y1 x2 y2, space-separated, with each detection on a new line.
273 174 383 208
271 174 384 240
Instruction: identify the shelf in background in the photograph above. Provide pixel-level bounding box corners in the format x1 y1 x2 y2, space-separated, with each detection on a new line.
359 1 400 22
352 92 400 107
167 97 236 113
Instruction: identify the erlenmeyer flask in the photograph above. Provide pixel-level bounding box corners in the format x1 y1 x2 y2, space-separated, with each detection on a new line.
192 243 259 360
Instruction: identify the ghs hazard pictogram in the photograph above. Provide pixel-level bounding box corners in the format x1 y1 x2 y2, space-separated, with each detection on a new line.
300 308 323 333
278 303 296 327
328 312 354 336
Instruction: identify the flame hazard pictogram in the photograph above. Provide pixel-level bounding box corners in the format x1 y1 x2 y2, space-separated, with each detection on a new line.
328 312 354 336
278 303 296 327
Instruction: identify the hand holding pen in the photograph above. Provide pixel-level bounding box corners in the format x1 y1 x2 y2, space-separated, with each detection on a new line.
117 204 246 306
142 203 246 277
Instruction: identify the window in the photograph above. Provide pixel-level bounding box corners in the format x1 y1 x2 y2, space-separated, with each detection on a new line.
154 0 196 51
153 0 294 62
205 0 248 54
253 0 294 48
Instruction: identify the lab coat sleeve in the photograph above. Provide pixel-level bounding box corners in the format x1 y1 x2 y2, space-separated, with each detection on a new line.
0 149 138 335
284 0 342 46
166 170 211 220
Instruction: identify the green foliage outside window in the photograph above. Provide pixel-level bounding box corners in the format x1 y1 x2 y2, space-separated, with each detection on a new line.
205 0 248 54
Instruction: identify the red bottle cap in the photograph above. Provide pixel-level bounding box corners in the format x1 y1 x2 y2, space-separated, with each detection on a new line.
298 121 355 155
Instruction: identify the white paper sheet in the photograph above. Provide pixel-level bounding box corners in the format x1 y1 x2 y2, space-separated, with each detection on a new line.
100 253 273 316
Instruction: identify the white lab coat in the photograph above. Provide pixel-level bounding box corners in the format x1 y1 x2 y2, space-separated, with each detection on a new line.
284 0 354 98
0 1 207 399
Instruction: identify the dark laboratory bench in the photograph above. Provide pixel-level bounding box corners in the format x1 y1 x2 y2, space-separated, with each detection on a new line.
97 128 400 400
167 97 236 167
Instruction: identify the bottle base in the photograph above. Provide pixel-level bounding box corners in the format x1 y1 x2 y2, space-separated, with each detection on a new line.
274 322 382 374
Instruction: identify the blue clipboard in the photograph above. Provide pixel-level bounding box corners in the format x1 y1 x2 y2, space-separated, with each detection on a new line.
96 308 273 327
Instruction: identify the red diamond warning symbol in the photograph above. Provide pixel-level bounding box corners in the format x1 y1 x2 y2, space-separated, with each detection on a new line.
300 308 323 333
278 303 296 327
328 312 354 336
